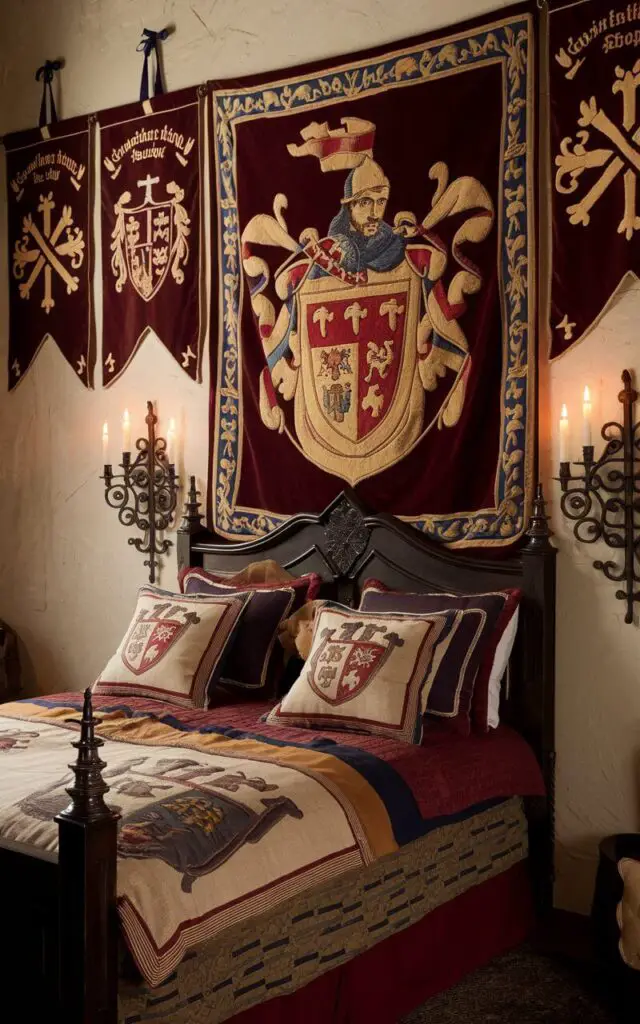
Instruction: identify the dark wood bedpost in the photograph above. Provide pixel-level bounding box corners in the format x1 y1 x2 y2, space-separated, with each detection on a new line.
520 484 557 916
55 689 120 1024
177 475 205 573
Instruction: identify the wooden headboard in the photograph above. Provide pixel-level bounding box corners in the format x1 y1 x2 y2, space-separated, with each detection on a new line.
177 483 557 908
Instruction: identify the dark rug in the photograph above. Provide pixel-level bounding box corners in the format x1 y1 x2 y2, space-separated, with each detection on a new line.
401 946 617 1023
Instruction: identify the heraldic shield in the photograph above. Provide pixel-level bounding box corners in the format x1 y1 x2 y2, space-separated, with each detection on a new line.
297 267 423 484
122 606 193 675
308 629 394 705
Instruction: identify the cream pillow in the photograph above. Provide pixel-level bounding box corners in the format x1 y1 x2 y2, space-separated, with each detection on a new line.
266 601 451 743
94 586 250 709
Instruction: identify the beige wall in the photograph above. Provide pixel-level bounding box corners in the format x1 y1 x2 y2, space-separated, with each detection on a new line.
0 0 638 915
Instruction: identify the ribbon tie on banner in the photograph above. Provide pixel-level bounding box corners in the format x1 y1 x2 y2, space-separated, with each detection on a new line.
137 27 169 102
35 59 62 127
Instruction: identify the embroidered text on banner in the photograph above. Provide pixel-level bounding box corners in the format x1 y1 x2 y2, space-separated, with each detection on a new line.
208 5 536 547
549 0 640 358
99 86 206 385
4 116 95 389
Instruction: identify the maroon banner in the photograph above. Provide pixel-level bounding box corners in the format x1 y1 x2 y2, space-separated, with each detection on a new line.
5 116 94 389
208 5 536 548
99 86 206 385
549 0 640 358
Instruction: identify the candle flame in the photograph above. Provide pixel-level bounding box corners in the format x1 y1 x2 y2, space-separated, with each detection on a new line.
122 408 130 425
102 422 108 438
583 385 591 404
560 404 568 420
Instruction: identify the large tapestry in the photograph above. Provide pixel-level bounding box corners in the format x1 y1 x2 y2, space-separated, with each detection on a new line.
4 116 94 389
208 5 536 547
99 86 206 385
549 0 640 358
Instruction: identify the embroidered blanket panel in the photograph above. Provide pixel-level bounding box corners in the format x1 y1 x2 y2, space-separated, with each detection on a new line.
208 5 535 547
0 696 409 988
548 0 640 358
4 115 95 389
99 86 206 384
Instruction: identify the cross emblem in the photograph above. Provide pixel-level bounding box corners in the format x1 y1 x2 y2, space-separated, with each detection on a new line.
556 61 640 240
313 305 334 338
12 192 85 313
344 301 367 335
379 298 405 331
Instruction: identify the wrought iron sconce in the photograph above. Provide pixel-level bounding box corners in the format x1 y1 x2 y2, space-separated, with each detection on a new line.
101 401 179 583
556 370 640 623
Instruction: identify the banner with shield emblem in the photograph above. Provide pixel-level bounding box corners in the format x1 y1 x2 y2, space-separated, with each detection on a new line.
548 0 640 358
4 115 94 389
99 86 206 384
208 4 536 547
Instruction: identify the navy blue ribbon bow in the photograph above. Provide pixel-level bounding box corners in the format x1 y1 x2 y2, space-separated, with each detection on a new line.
36 59 62 128
137 28 169 102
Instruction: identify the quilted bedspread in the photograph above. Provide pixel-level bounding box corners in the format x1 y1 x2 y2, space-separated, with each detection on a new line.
0 694 544 989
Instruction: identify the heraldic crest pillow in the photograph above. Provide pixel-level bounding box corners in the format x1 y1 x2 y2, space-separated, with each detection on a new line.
265 602 452 743
94 586 251 709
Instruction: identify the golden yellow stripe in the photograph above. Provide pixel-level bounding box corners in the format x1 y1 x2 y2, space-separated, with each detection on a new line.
1 703 397 860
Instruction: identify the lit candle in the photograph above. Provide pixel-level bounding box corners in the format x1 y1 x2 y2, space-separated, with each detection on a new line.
122 409 131 453
166 418 176 465
559 404 569 462
582 385 592 446
102 421 109 464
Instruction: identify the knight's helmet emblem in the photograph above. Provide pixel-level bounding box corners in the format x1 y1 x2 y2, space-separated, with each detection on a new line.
240 116 495 486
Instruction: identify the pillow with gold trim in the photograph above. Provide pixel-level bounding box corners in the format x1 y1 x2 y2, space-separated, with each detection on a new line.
180 568 322 696
94 586 250 709
265 602 457 744
359 580 520 732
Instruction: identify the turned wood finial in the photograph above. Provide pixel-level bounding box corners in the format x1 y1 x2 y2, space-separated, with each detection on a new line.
56 689 118 825
179 474 204 534
523 483 553 551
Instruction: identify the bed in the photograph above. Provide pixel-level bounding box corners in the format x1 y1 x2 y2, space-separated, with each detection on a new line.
0 485 556 1024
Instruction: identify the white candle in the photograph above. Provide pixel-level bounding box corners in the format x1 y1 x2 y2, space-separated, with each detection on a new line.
122 409 131 453
559 404 569 462
166 418 176 465
582 385 592 446
102 422 109 464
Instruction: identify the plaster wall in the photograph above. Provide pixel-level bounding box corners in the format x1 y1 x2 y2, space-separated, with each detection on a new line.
0 0 638 914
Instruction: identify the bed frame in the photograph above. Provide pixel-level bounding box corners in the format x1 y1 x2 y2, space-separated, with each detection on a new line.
3 484 556 1024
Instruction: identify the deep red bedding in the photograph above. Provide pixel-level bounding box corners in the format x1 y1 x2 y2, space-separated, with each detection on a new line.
91 694 545 821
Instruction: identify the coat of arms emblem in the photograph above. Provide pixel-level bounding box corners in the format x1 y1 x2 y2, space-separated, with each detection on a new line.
110 173 190 301
308 621 405 705
121 602 200 675
241 117 495 485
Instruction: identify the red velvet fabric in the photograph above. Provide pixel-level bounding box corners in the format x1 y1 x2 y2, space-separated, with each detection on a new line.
227 861 534 1024
88 694 545 820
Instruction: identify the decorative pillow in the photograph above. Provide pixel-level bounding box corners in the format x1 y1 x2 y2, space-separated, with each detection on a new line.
487 606 520 728
265 602 455 743
94 586 250 709
359 580 521 732
180 568 322 696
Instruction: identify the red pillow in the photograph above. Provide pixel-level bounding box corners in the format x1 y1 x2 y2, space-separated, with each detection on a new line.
359 580 521 733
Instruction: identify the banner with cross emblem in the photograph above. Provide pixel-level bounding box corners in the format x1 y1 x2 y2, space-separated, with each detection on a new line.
549 0 640 358
208 4 536 548
4 115 95 389
99 86 206 385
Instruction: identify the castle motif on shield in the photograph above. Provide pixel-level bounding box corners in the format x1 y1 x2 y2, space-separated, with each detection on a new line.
121 601 201 675
110 173 191 301
308 619 404 705
241 117 495 485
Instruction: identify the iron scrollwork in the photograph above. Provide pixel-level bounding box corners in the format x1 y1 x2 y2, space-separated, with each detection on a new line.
101 401 179 584
557 370 640 623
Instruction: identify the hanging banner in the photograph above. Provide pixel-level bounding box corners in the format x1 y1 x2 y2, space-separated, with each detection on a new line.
99 86 206 385
549 0 640 358
5 116 94 389
208 4 536 547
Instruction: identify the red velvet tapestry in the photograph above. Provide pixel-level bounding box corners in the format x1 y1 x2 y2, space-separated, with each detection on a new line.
99 86 206 385
208 5 536 547
4 116 94 389
549 0 640 358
